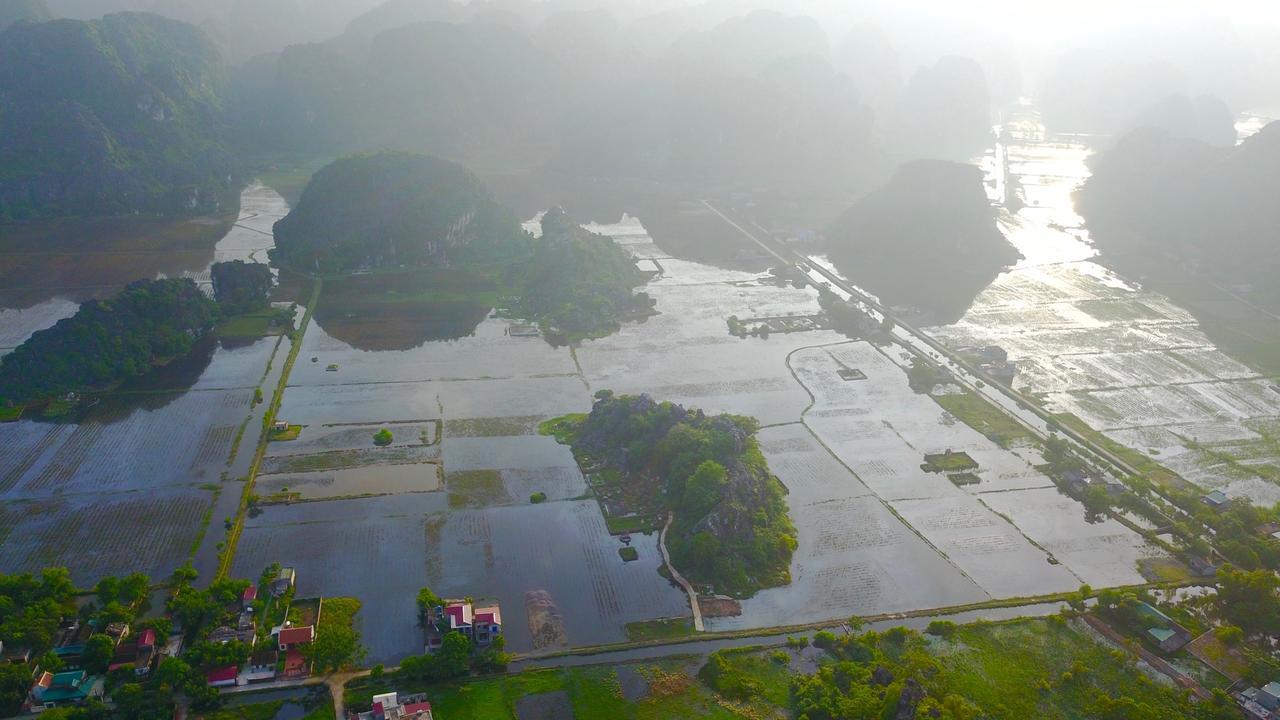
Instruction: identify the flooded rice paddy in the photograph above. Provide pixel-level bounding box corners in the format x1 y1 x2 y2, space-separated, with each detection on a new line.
927 107 1280 505
6 140 1258 664
0 183 288 585
235 208 1171 663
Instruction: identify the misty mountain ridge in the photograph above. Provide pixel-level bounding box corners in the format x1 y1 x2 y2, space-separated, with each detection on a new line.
0 11 236 219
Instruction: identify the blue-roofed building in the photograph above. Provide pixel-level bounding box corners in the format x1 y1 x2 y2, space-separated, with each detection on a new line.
29 669 103 709
1202 490 1230 509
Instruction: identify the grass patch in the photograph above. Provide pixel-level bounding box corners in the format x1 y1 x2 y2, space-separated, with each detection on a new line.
605 514 664 535
362 660 746 719
539 414 587 445
260 446 436 474
1137 557 1193 584
934 618 1196 718
619 546 639 562
948 472 981 487
699 647 792 708
446 416 545 438
934 391 1036 447
446 470 509 509
196 701 283 720
217 309 292 340
320 597 361 632
0 405 23 422
626 618 695 642
923 451 978 472
269 424 303 442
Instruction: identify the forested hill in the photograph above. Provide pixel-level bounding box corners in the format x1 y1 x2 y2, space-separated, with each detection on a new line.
825 160 1019 324
513 208 652 340
0 12 236 220
1078 122 1280 287
565 392 797 596
0 278 219 405
270 152 525 273
0 0 51 32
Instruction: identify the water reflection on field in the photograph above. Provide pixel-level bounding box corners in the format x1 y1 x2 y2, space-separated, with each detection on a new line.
238 209 1175 664
932 105 1280 505
0 183 289 585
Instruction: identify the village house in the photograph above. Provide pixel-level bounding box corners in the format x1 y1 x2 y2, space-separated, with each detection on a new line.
206 665 238 688
241 647 278 684
1135 602 1193 653
1238 681 1280 720
107 628 157 676
271 567 297 597
2 643 32 665
277 624 314 652
242 585 258 610
352 691 434 720
1202 490 1230 509
276 624 314 679
425 600 502 653
29 669 104 710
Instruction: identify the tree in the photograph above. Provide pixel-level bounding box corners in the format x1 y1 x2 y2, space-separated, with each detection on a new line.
211 260 273 315
683 460 728 517
303 624 365 673
82 634 117 674
0 663 33 717
110 683 148 717
436 631 472 679
416 587 443 626
1217 566 1280 636
184 641 251 670
373 429 394 446
153 657 193 689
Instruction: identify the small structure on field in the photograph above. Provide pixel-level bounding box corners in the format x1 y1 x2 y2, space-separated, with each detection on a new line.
1202 490 1230 509
352 691 434 720
1135 602 1192 653
270 567 296 597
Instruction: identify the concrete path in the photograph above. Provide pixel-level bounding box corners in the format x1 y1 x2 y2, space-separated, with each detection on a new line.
659 512 704 632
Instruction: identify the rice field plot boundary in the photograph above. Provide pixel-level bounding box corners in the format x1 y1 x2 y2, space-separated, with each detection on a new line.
217 277 322 580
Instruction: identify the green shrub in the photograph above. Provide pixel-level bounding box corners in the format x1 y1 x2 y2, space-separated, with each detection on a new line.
530 491 547 504
373 429 393 446
926 620 958 638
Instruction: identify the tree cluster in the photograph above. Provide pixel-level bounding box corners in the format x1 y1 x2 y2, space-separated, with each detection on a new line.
0 278 219 405
512 208 652 340
567 391 797 595
211 261 273 316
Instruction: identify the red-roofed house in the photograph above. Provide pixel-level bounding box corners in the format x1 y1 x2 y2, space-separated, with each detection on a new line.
354 692 433 719
277 625 314 652
206 666 238 688
242 586 258 610
472 606 502 647
426 600 501 652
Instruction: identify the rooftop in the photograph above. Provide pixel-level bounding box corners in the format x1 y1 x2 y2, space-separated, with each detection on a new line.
278 625 314 646
206 666 238 684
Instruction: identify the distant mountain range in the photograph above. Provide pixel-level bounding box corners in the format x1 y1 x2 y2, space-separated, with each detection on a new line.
0 12 236 219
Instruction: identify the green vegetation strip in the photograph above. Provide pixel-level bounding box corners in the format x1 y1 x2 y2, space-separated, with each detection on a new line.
216 277 322 580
